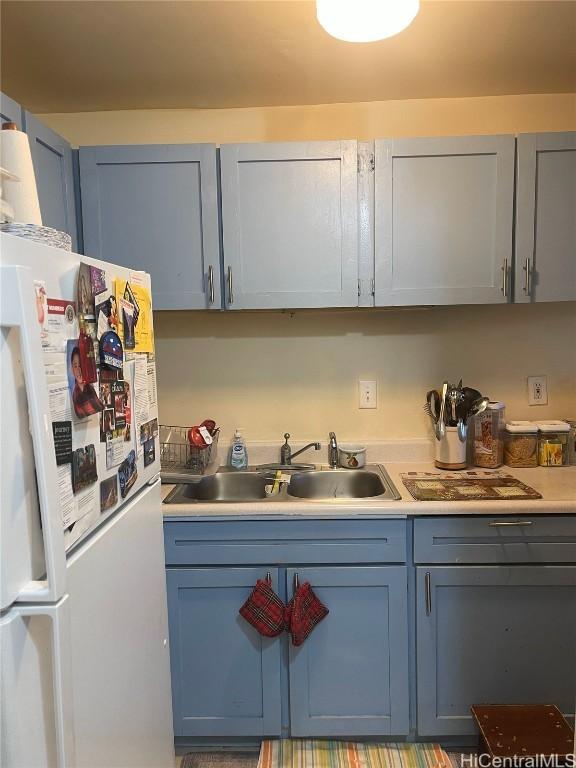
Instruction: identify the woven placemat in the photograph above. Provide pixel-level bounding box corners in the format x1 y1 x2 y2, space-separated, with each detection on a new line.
401 471 542 501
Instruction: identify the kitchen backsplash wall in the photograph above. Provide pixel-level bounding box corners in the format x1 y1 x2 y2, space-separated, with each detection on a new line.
154 302 576 442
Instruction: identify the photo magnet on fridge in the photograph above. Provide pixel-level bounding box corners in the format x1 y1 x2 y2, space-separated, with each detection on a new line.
99 330 124 372
123 282 140 326
118 449 138 498
143 437 156 467
52 421 72 465
100 408 116 442
90 265 107 296
100 476 118 513
67 339 104 419
112 381 126 427
77 262 95 320
71 444 98 494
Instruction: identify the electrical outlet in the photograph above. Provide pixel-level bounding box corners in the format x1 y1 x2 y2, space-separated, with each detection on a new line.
359 380 377 409
527 375 548 406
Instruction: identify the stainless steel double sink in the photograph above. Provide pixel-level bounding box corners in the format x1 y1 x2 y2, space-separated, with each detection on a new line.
163 464 401 504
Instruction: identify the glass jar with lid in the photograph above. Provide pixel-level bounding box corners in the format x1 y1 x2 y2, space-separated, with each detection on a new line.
472 402 505 468
504 421 539 467
537 421 570 467
562 419 576 466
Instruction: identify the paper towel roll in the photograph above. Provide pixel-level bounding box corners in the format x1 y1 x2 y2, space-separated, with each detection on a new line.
0 124 42 225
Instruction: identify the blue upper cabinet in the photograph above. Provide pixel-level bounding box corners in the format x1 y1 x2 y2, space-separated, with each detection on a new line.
219 141 359 309
0 91 23 129
288 566 409 737
24 112 78 251
416 566 576 737
166 567 282 738
374 135 515 306
515 132 576 303
79 144 221 310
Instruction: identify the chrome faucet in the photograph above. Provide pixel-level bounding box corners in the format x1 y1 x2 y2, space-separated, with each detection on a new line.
328 431 338 468
280 433 321 465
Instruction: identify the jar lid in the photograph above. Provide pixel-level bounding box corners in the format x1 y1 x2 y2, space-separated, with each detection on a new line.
536 420 570 433
487 401 505 410
505 421 538 433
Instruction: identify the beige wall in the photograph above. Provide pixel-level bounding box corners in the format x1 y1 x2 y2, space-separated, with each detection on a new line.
41 94 576 445
155 303 576 443
41 93 576 146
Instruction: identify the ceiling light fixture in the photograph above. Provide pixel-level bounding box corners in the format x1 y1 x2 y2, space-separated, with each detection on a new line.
316 0 420 43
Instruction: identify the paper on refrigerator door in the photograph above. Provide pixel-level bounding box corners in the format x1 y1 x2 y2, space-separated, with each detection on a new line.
133 355 149 455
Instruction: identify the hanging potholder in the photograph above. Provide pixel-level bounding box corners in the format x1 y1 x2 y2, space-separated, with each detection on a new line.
239 575 286 638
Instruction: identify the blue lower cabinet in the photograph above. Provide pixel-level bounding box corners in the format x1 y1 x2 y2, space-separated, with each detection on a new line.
416 566 576 736
288 566 410 737
166 567 282 738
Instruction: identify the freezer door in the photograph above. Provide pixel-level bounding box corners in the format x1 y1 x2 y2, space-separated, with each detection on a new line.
0 596 75 768
66 479 174 768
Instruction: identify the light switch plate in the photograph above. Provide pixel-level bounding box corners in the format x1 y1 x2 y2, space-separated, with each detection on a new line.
527 375 548 406
359 380 377 409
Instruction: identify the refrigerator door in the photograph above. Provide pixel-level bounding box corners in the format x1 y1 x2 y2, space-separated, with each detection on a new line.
1 234 161 555
0 596 75 768
66 479 174 768
0 263 67 607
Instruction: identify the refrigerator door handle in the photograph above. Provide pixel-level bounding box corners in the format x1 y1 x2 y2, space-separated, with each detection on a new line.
1 265 67 602
16 595 76 768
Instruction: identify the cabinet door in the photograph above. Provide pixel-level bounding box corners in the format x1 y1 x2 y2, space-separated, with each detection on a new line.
374 136 515 305
1 91 23 129
80 145 221 310
515 133 576 303
220 141 358 309
166 567 282 738
25 112 78 251
288 566 409 737
416 566 576 737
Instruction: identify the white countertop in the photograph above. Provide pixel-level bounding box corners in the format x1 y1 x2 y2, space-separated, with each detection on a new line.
162 462 576 520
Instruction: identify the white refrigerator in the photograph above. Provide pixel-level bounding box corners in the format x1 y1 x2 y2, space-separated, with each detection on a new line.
0 233 175 767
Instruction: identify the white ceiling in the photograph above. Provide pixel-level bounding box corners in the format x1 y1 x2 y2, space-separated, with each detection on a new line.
1 0 575 113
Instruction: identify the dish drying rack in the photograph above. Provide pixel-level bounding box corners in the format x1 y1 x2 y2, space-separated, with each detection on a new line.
159 424 219 479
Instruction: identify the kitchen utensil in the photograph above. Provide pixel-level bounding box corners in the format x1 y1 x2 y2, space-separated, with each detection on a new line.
436 381 448 440
469 396 489 418
425 390 440 423
447 384 465 426
457 418 467 442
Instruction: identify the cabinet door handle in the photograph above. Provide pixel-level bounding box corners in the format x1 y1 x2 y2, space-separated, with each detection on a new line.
207 265 215 304
523 257 532 296
227 266 234 305
489 520 533 527
425 572 432 616
501 258 509 298
293 572 299 595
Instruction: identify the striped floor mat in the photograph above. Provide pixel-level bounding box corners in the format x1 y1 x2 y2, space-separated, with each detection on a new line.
258 741 451 768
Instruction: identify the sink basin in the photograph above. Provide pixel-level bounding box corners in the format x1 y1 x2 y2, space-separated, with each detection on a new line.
287 470 388 499
164 472 267 503
163 464 401 504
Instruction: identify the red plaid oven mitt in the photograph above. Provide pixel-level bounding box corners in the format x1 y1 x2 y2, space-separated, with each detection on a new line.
239 575 285 638
284 581 329 647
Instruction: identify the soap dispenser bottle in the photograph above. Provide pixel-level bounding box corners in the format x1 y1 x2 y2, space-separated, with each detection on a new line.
229 429 248 470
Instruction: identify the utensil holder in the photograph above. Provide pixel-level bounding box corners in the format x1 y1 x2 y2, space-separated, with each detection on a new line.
435 426 467 470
